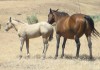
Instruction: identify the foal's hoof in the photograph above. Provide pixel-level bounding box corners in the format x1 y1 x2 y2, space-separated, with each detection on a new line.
25 55 30 59
19 55 22 59
49 37 53 41
27 55 30 58
41 55 45 60
41 57 45 60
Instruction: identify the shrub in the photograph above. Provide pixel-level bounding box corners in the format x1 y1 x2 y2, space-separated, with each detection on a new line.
27 14 38 24
90 14 100 23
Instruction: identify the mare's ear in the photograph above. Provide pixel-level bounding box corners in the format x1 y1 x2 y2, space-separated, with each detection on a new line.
56 9 59 12
9 17 12 22
50 8 53 13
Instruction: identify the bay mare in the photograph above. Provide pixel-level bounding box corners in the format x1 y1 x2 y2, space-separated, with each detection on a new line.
5 17 53 59
48 8 100 59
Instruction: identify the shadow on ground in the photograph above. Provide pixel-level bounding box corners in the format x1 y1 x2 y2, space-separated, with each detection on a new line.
20 54 100 61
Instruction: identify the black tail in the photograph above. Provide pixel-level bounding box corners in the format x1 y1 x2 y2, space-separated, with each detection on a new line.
84 15 100 37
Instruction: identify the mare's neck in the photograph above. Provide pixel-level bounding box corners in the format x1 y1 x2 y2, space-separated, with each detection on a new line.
54 15 68 23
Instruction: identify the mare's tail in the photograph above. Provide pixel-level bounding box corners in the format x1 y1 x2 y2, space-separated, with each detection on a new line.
84 15 100 37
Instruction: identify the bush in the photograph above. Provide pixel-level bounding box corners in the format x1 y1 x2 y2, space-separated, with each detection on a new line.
90 14 100 23
27 14 38 24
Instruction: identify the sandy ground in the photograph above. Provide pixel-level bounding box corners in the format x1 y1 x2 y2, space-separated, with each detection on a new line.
0 0 100 70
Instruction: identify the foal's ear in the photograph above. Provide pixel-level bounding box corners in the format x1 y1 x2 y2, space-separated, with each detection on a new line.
9 17 12 22
50 8 53 13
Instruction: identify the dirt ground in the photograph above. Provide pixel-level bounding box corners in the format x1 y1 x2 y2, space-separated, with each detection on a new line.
0 0 100 70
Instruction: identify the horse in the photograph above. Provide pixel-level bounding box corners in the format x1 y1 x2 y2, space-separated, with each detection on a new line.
5 17 54 59
48 8 100 59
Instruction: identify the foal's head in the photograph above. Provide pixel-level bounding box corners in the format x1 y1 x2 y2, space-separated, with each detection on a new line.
5 17 13 31
48 8 69 24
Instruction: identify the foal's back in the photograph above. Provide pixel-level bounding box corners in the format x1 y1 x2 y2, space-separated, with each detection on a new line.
21 22 53 38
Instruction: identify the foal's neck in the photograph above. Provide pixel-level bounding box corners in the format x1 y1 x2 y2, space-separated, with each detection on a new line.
12 20 24 31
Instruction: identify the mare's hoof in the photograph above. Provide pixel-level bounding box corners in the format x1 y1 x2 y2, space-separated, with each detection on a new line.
54 56 58 59
76 55 79 58
60 55 64 59
90 56 93 60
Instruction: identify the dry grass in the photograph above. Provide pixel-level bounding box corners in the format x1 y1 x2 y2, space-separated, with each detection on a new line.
0 0 100 70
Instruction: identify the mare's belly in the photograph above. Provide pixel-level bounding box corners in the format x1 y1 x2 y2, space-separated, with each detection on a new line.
62 32 75 39
61 31 84 39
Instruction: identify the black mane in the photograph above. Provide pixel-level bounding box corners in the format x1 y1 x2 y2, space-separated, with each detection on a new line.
54 10 69 17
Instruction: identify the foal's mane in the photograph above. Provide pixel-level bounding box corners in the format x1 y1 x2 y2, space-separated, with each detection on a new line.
13 19 24 24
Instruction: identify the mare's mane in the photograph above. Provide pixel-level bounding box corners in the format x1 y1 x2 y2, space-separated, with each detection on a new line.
54 11 69 17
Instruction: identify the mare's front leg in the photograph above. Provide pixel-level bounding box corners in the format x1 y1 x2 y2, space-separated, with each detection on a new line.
61 38 67 58
42 38 48 59
19 37 24 59
26 38 30 58
55 34 60 59
75 35 80 58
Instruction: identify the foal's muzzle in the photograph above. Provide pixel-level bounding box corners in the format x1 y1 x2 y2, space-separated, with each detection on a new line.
5 28 9 31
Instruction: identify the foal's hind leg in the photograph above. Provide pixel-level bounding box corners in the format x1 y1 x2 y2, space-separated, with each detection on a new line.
61 37 67 58
49 29 54 41
75 35 80 58
26 38 30 58
86 35 93 59
42 37 48 59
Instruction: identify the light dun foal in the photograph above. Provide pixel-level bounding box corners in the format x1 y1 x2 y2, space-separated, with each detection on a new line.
5 17 53 59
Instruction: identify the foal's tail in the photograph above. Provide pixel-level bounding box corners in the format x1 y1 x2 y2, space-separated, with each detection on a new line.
49 29 54 41
84 15 100 37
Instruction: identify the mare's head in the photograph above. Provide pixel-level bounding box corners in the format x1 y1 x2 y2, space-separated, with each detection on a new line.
48 8 69 25
5 17 13 31
48 8 59 24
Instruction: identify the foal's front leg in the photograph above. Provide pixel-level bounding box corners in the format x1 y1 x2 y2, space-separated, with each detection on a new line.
26 38 30 58
19 37 24 59
42 38 48 59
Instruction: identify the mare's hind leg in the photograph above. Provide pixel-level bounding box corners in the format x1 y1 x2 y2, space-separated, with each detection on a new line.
19 37 24 59
75 35 80 57
61 37 67 58
26 38 30 58
55 34 60 59
42 37 48 59
85 35 93 59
